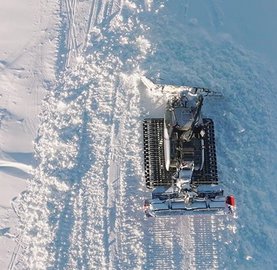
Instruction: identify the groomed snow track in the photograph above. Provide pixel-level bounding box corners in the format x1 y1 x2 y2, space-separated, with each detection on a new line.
15 0 231 269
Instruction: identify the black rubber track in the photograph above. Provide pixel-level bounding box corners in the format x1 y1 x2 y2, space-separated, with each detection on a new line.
143 118 218 188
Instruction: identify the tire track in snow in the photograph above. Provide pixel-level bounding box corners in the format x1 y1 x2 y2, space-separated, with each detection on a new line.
64 0 78 66
82 0 99 49
63 1 157 269
83 0 122 50
84 0 99 49
50 105 94 269
44 2 126 268
17 88 95 269
144 217 176 270
54 1 124 268
191 214 229 269
192 215 220 269
64 1 126 268
50 2 128 268
144 215 199 270
143 213 227 270
105 76 146 269
68 2 148 268
7 234 22 270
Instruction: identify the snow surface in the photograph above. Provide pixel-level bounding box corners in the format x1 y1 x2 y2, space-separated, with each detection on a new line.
0 0 58 268
0 0 276 269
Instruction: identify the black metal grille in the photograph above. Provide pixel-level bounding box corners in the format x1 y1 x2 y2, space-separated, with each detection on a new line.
143 118 218 188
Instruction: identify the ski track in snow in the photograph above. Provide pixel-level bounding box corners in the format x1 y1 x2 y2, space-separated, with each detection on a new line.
14 0 259 269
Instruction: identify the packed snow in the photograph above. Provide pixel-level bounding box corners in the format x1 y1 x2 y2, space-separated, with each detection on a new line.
0 0 276 269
